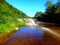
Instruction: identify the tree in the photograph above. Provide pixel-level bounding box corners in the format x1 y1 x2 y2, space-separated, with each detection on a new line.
55 1 60 13
34 12 42 18
34 0 60 25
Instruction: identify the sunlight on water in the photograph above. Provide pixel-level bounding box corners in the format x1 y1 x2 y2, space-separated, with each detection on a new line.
41 27 60 38
26 19 37 26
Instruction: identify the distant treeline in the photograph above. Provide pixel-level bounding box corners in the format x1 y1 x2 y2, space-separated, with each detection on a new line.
34 0 60 25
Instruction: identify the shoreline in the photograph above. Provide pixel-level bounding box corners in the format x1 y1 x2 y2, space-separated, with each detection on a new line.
0 25 24 44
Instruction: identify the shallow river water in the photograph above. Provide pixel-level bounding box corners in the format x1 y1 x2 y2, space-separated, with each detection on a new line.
3 26 60 45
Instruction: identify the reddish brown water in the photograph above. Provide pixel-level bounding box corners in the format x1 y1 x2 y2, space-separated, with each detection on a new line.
2 26 60 45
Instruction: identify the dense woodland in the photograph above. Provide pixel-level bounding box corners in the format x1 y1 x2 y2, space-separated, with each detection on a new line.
0 0 28 34
34 0 60 25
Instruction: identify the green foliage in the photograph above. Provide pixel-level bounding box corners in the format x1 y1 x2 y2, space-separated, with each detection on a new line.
34 12 42 18
35 1 60 25
0 0 28 34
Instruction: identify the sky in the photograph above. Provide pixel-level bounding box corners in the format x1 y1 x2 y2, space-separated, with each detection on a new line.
6 0 58 17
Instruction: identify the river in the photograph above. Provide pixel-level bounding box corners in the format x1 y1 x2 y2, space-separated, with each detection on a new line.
3 19 60 45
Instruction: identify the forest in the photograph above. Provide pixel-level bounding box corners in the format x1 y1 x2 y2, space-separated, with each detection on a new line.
34 0 60 26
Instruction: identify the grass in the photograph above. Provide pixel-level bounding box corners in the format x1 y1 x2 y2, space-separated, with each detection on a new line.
0 21 26 34
0 21 26 44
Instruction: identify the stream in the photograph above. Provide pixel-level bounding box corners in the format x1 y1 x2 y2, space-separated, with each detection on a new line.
3 19 60 45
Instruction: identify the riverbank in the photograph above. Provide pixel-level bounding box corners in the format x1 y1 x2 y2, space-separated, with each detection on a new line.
0 22 26 44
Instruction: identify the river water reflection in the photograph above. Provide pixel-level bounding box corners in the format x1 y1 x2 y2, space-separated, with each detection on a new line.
4 26 60 45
